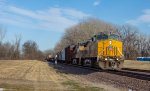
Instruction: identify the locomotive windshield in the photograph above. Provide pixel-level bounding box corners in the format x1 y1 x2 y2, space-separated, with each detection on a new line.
109 34 120 40
93 33 121 41
96 34 108 40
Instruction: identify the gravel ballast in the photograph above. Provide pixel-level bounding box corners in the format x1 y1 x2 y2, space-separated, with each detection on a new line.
52 63 150 91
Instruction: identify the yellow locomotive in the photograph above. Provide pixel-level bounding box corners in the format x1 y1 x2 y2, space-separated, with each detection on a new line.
97 33 124 69
58 32 124 70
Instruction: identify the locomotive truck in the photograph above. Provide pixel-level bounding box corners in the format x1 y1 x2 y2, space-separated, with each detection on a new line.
57 32 124 70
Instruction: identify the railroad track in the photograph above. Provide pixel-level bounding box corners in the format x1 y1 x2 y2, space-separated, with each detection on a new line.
122 68 150 73
55 63 150 81
107 70 150 81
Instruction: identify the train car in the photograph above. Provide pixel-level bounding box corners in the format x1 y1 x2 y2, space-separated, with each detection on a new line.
137 57 150 61
59 32 124 70
57 49 66 63
57 45 75 63
45 54 54 62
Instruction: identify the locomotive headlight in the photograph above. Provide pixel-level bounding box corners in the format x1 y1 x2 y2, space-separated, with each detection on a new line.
116 58 119 60
109 41 112 45
105 58 108 61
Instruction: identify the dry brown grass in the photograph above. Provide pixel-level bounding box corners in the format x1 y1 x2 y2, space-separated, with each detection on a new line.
123 60 150 70
0 60 67 91
0 60 112 91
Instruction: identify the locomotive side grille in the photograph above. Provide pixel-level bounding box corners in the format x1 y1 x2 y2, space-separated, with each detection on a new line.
114 47 117 56
106 47 107 55
116 47 117 55
114 47 115 56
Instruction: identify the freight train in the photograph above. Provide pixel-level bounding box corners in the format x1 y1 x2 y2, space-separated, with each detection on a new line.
45 54 54 62
57 32 124 70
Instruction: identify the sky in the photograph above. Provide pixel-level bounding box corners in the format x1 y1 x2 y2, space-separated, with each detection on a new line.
0 0 150 51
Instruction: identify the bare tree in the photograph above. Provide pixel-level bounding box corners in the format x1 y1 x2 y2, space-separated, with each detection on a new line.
0 27 6 44
22 40 44 60
147 37 150 56
118 24 150 59
12 34 22 59
118 24 140 59
22 40 38 60
0 26 45 60
0 27 6 59
54 18 118 52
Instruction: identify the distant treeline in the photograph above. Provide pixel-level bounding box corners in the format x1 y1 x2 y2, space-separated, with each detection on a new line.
54 18 150 60
0 29 51 60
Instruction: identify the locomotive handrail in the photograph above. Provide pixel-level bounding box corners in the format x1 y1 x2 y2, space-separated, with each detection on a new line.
117 48 124 57
97 49 105 59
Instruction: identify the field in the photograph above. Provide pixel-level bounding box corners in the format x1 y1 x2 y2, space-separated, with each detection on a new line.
124 60 150 70
0 60 149 91
0 60 117 91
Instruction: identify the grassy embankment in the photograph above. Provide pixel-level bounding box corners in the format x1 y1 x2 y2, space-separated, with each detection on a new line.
124 60 150 70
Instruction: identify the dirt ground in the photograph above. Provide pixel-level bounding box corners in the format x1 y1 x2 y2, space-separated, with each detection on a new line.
123 60 150 70
0 60 119 91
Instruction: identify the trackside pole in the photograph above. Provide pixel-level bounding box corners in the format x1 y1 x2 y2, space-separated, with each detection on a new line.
55 55 58 65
